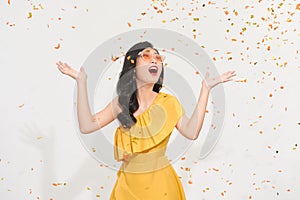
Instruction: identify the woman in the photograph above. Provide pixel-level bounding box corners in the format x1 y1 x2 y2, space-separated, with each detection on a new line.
57 41 236 199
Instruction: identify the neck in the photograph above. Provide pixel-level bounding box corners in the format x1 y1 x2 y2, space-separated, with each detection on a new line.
136 83 157 108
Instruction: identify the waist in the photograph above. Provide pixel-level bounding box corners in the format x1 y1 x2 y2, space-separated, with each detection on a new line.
120 151 170 173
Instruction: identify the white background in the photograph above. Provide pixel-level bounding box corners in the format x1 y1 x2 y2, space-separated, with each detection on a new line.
1 0 300 199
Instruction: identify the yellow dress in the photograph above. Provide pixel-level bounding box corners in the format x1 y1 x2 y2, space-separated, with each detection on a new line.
110 92 186 200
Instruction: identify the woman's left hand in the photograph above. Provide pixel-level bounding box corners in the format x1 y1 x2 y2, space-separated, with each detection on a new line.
202 70 236 91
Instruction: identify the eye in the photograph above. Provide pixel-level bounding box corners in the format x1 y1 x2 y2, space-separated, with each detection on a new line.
154 54 162 62
143 52 152 60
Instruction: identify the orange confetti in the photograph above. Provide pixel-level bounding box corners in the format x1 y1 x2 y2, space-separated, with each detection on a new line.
234 11 238 16
296 4 300 10
231 38 237 42
224 10 229 15
212 168 219 172
157 10 163 13
181 157 186 160
111 56 119 62
127 22 131 27
188 180 193 184
8 0 10 5
267 46 271 51
269 93 273 97
54 43 60 49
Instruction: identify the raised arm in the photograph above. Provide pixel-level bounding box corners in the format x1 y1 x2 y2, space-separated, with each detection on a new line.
176 70 236 140
57 61 121 134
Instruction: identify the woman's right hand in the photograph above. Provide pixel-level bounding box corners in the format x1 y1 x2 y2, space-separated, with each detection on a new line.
56 61 87 82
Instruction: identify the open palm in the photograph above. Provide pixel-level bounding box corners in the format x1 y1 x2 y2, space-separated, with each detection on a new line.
56 61 87 81
203 70 236 90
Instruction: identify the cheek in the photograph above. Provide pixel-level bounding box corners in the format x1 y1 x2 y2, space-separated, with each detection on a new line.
136 57 145 67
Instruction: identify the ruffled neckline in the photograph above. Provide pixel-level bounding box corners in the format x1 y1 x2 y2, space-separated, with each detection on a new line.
134 92 162 118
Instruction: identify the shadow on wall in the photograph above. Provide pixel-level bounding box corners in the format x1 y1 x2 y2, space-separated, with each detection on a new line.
19 122 115 199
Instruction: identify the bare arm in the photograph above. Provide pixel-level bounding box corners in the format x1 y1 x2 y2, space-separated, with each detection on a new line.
176 83 210 140
77 78 120 134
176 70 236 140
57 61 120 134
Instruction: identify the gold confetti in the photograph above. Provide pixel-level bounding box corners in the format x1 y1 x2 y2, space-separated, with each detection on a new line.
37 136 43 140
27 12 32 19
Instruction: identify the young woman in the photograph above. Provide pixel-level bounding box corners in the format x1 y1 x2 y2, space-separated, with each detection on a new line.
57 41 236 199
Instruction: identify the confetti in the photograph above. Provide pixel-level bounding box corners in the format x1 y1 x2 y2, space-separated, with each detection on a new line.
212 168 219 172
54 43 60 50
18 103 24 108
27 12 32 19
234 78 247 82
127 22 132 27
111 55 120 62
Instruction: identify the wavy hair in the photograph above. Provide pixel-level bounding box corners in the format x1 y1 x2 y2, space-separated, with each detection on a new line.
116 41 164 129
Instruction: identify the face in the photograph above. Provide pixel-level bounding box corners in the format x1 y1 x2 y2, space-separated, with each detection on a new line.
135 47 164 86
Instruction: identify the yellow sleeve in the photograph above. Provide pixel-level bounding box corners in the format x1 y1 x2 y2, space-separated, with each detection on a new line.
164 95 185 127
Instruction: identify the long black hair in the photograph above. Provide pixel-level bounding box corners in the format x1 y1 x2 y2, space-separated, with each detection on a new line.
116 41 164 129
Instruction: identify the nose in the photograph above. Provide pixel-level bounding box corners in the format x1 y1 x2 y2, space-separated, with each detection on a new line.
151 55 157 63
